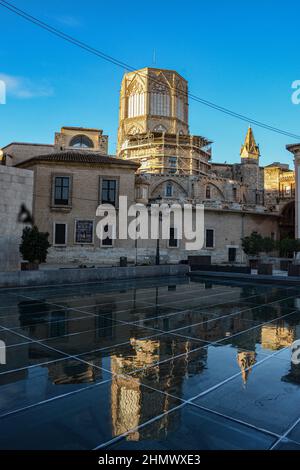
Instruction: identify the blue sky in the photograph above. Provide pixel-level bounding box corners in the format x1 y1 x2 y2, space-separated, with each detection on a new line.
0 0 299 167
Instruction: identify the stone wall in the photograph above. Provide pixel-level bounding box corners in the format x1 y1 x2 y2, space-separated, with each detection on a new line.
3 143 54 166
0 166 33 271
0 264 189 289
45 208 279 266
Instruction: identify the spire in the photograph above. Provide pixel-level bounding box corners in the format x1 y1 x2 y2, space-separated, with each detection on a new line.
240 126 260 161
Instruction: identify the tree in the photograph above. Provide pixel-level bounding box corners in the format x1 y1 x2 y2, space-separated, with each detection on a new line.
19 226 51 264
278 238 300 258
262 237 276 254
241 232 264 256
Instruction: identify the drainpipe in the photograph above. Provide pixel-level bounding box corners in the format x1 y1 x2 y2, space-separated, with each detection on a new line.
241 212 245 264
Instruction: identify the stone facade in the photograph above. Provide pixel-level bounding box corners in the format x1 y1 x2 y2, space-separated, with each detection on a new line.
2 67 296 268
264 162 295 207
55 127 108 154
18 152 140 266
0 166 33 271
2 126 108 167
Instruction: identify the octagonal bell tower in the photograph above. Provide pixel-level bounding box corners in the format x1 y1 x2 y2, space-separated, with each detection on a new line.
117 67 211 175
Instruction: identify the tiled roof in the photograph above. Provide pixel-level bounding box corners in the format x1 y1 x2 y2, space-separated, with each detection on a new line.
16 150 139 168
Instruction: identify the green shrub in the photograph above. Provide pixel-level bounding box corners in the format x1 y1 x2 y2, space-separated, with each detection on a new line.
277 238 300 258
19 226 51 264
241 232 264 256
241 232 276 256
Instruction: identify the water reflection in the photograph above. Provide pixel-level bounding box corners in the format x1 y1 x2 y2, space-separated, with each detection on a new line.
1 279 300 446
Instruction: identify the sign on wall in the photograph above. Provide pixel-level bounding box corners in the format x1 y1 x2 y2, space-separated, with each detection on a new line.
75 220 94 244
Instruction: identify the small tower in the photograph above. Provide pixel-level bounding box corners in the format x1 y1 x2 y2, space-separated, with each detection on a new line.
240 126 260 163
240 127 261 204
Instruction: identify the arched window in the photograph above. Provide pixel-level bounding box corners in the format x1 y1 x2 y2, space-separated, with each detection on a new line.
150 82 170 117
70 135 94 149
127 82 145 118
166 182 173 197
206 185 211 199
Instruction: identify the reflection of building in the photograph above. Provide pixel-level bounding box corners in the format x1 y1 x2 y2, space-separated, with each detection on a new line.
112 338 160 375
110 335 207 440
47 360 102 385
261 323 295 350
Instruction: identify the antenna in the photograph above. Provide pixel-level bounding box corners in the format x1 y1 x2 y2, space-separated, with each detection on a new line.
152 48 156 66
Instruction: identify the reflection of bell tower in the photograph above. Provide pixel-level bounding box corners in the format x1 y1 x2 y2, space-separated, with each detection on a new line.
117 67 212 175
237 350 257 385
110 335 207 441
110 337 161 440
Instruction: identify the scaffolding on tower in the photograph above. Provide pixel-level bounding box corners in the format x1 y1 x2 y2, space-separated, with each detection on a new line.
119 131 212 176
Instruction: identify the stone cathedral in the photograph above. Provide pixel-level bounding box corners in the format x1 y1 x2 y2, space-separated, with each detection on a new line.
1 66 296 267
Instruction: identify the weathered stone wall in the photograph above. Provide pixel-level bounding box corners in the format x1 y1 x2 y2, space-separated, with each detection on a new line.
0 166 33 271
32 162 137 251
54 127 108 154
45 208 279 266
3 143 54 166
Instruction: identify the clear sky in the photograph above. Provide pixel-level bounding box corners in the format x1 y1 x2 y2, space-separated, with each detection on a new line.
0 0 299 167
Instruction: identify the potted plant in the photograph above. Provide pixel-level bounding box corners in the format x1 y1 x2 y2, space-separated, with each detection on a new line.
19 226 51 270
241 231 264 269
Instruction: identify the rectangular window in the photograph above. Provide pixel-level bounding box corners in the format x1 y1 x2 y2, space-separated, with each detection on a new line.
54 176 70 205
206 186 211 199
168 227 178 248
75 220 94 244
101 225 113 247
205 229 214 248
101 179 117 206
228 247 237 263
54 223 67 246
